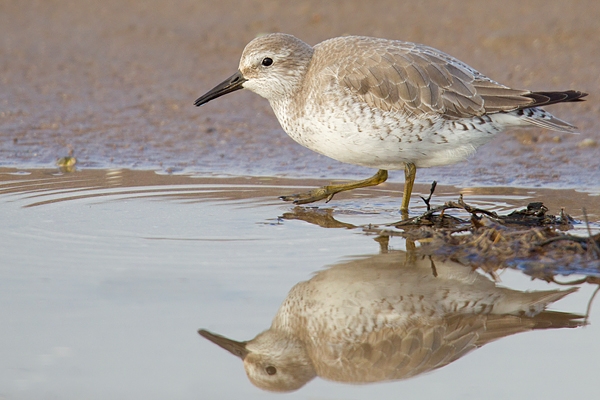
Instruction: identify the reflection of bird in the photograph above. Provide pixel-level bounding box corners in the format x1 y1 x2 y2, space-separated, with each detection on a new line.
199 251 582 392
195 33 586 212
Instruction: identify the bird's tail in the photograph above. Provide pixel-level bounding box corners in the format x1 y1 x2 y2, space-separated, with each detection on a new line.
493 287 578 317
517 90 587 132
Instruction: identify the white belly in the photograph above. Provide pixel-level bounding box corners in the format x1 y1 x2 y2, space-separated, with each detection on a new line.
274 101 501 170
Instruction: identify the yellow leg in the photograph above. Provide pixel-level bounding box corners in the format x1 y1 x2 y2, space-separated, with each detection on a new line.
401 163 416 212
280 169 388 205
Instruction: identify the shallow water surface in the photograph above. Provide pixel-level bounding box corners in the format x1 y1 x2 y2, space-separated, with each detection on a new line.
1 169 598 399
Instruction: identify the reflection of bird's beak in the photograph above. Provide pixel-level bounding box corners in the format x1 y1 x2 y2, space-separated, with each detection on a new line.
194 71 247 107
198 329 249 360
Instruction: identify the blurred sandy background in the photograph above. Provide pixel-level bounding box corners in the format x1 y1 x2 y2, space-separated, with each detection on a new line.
1 0 598 188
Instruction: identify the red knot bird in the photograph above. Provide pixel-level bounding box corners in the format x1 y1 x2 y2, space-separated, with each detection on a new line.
199 252 581 392
195 33 587 212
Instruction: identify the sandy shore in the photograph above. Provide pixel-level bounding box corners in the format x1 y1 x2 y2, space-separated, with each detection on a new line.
1 0 598 188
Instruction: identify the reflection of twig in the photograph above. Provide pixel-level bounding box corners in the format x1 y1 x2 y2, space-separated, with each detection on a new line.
537 210 600 257
550 277 589 286
584 285 600 324
429 256 438 277
538 235 595 247
583 209 600 257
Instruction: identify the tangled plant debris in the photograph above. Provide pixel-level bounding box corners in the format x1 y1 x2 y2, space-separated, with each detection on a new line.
368 191 600 284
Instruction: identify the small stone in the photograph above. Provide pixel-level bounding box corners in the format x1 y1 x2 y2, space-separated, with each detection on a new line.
577 138 597 148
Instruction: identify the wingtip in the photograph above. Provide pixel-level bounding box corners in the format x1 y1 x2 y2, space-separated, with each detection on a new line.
524 90 588 107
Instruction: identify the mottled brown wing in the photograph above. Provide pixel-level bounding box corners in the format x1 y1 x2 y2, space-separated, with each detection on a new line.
332 38 535 118
311 317 478 383
311 314 543 383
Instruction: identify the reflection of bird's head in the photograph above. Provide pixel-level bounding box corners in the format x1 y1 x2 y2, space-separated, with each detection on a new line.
199 329 316 392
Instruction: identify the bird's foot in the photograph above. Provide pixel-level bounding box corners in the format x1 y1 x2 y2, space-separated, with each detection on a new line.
279 186 337 205
279 170 389 205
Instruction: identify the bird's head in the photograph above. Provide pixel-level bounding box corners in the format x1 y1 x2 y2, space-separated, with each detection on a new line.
194 33 314 106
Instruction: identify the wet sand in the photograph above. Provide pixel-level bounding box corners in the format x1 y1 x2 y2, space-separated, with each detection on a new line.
1 0 599 187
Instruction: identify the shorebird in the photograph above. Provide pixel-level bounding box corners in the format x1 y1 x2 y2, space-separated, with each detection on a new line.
199 251 581 392
195 33 586 212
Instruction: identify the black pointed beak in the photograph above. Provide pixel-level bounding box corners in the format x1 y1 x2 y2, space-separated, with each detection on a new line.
194 71 247 107
198 329 249 359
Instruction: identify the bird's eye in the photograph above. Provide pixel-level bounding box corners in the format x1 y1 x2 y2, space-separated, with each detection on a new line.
261 57 273 67
265 366 277 375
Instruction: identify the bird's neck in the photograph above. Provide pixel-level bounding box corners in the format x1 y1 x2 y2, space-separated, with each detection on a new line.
269 96 302 136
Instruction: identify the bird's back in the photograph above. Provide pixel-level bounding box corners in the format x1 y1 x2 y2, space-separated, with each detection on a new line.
309 36 541 119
